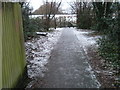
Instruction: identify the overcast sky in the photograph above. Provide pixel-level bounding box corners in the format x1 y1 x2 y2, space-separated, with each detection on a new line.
28 0 74 12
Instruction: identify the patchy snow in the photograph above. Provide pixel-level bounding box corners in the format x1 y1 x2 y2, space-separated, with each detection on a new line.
36 32 48 35
73 28 101 88
74 29 98 47
85 62 101 88
25 28 63 79
73 29 101 55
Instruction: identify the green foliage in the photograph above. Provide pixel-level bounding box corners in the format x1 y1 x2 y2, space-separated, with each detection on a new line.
77 14 94 29
21 3 44 41
92 2 113 32
97 2 120 70
77 2 95 29
24 17 44 40
29 17 43 32
98 36 119 67
21 3 33 40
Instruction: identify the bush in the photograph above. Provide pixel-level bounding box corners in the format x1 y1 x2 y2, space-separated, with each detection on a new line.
97 36 119 68
21 3 44 41
97 15 120 69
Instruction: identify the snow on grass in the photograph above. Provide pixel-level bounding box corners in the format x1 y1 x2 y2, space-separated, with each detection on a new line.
25 28 63 79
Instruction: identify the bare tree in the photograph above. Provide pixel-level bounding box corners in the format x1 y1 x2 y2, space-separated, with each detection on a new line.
34 0 62 31
69 1 95 29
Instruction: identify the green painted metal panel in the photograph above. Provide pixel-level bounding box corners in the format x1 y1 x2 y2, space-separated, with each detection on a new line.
0 2 2 90
2 3 26 88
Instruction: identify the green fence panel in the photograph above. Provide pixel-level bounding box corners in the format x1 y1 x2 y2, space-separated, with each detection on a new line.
2 2 26 88
0 2 2 90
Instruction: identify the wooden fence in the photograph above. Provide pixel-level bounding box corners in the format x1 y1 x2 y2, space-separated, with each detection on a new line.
1 2 26 88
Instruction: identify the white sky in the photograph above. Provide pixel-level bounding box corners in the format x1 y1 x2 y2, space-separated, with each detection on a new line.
28 0 75 12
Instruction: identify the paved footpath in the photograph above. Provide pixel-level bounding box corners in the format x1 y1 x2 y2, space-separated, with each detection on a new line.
37 28 100 88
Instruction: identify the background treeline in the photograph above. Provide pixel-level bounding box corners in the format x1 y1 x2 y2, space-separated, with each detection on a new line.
21 2 63 41
75 1 120 72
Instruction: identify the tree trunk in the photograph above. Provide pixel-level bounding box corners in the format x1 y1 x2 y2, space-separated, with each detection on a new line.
46 19 50 31
54 17 56 29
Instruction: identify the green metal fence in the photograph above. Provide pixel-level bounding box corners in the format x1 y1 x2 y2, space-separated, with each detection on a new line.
1 2 26 88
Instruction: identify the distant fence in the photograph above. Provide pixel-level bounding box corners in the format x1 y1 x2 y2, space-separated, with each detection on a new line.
1 2 26 88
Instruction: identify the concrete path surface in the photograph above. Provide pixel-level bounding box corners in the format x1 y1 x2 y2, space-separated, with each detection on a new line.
37 28 100 88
